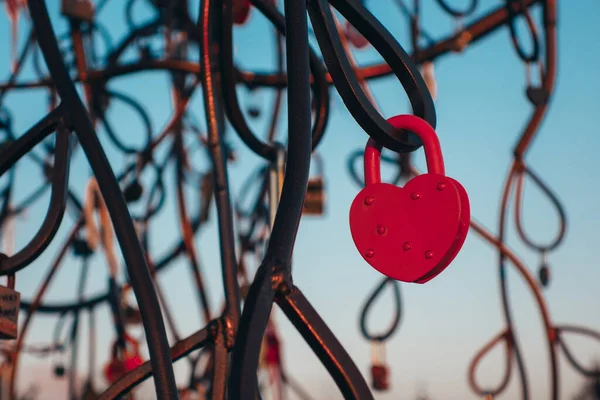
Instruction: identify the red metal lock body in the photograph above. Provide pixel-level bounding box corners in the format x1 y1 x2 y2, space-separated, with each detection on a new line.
370 364 389 391
104 335 143 383
349 114 470 283
232 0 251 25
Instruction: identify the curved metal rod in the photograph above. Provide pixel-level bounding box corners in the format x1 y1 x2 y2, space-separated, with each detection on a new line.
98 326 214 400
0 0 543 94
495 1 558 396
0 105 63 176
8 221 81 399
220 0 330 162
467 329 514 397
27 2 177 397
277 287 374 399
19 188 209 314
229 1 372 398
0 125 72 275
174 129 213 324
306 0 436 153
513 0 557 157
555 325 600 378
347 148 404 188
513 162 566 252
359 277 402 342
197 0 242 326
434 0 478 18
506 0 540 63
406 164 556 400
497 166 533 400
94 89 154 154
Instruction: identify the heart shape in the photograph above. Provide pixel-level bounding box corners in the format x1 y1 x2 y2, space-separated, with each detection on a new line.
526 86 549 107
412 176 470 283
349 173 468 283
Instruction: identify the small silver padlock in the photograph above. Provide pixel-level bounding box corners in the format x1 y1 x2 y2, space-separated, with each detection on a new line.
303 152 326 216
0 274 20 340
61 0 95 22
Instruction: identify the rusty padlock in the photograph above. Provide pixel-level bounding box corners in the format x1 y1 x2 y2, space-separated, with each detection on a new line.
303 152 326 216
370 341 390 391
61 0 95 22
0 272 20 340
104 334 143 383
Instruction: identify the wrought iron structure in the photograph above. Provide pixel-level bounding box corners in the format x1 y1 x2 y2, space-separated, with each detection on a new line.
0 0 598 399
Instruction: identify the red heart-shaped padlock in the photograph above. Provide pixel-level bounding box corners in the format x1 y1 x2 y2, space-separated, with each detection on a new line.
349 115 470 283
233 0 251 25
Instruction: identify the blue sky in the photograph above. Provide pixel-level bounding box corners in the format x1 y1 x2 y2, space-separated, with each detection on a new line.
1 0 600 399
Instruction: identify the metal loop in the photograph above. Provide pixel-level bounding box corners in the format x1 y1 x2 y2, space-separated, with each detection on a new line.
307 0 436 153
434 0 478 18
359 277 402 342
94 89 153 155
555 326 600 378
467 329 514 397
513 162 566 253
220 0 331 162
506 0 540 63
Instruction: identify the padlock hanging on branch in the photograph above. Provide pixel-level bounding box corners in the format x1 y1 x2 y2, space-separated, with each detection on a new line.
61 0 95 22
525 61 549 106
104 334 144 384
349 115 470 283
370 340 390 391
0 272 20 340
303 152 326 216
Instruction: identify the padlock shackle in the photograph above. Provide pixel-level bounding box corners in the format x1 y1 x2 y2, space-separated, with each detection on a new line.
110 333 139 360
364 115 444 186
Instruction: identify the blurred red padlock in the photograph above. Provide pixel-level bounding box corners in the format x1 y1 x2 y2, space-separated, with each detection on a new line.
233 0 251 25
370 341 389 391
349 114 470 283
104 334 143 383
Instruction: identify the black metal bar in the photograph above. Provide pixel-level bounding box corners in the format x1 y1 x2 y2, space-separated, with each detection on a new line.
0 125 72 275
27 2 178 398
277 288 373 399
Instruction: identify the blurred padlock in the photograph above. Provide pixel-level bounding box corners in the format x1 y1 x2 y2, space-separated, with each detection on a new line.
104 334 143 383
54 364 66 378
370 341 390 391
72 236 94 257
123 179 144 203
61 0 95 22
303 152 326 216
0 273 20 340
